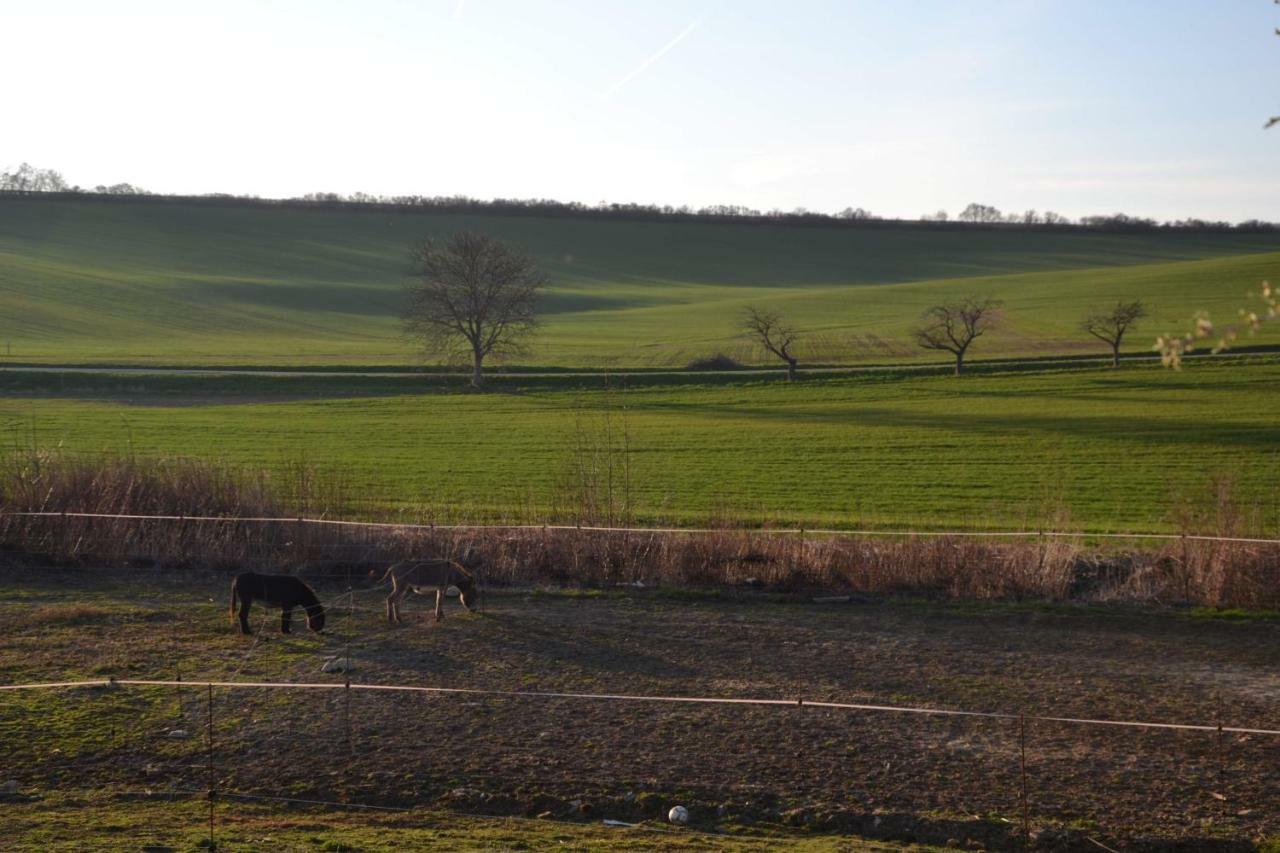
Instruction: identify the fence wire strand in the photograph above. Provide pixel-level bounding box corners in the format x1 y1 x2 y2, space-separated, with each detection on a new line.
7 509 1279 544
3 677 1277 736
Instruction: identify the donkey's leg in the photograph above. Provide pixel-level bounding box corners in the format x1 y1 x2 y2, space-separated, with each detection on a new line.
434 588 445 622
238 598 253 635
281 607 293 634
388 584 406 624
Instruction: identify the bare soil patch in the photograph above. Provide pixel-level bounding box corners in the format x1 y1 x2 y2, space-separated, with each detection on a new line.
1 567 1276 850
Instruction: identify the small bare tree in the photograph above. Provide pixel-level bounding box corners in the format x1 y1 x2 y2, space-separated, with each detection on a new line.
402 231 546 386
912 297 1001 375
1081 300 1146 368
742 306 800 381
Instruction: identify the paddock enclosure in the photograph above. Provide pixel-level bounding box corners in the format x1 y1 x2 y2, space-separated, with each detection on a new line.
2 541 1276 850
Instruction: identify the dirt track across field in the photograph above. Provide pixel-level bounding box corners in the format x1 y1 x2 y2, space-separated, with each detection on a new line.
1 567 1276 850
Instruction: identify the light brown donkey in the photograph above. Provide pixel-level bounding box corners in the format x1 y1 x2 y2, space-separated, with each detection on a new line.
377 559 478 624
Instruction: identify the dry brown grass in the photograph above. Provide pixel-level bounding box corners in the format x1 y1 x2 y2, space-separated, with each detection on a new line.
1 451 1275 609
17 603 118 629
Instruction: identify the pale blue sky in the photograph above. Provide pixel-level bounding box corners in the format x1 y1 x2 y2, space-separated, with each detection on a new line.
3 0 1277 220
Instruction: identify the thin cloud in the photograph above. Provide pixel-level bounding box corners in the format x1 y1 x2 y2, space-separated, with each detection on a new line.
452 0 467 20
604 16 704 99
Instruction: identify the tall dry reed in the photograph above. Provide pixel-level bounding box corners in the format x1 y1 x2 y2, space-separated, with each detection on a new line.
1 451 1275 609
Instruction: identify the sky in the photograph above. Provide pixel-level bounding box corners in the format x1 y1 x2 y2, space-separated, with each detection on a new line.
2 0 1278 221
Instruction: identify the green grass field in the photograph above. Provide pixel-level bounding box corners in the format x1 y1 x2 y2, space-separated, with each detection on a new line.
3 197 1279 367
4 360 1277 532
11 794 919 851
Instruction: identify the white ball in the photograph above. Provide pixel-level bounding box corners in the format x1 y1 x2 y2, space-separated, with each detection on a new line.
667 805 689 824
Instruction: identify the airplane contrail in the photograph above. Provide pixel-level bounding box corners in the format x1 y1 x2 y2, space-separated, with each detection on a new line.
604 16 704 99
452 0 467 20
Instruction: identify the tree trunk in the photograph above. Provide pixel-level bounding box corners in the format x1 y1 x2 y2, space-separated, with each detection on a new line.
471 350 485 387
954 352 964 376
786 359 797 382
1111 342 1120 369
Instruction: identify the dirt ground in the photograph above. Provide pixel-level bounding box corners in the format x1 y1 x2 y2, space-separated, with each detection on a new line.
0 566 1277 851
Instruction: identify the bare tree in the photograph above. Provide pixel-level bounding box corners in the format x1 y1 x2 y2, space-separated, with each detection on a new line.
402 231 546 387
1081 300 1146 368
741 306 800 381
0 162 68 192
912 297 1001 375
837 206 874 220
93 182 149 195
958 203 1003 223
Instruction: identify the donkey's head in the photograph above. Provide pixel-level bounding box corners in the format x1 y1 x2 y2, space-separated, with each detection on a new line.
305 603 327 633
455 571 478 612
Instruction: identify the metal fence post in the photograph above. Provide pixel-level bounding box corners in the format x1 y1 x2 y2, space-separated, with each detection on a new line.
1019 712 1030 849
207 683 216 850
345 678 353 761
1216 692 1226 816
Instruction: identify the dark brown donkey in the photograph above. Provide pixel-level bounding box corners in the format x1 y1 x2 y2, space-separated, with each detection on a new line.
229 572 327 635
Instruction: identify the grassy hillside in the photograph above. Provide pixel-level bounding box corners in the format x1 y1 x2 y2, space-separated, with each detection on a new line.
2 197 1279 366
4 360 1277 532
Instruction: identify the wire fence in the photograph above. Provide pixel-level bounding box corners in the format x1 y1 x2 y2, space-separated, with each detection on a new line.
4 508 1278 611
4 675 1277 849
2 511 1278 847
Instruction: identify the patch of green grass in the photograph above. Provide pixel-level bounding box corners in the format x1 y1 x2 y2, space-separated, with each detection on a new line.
2 197 1279 367
3 361 1279 532
1184 607 1280 622
529 588 625 600
4 792 936 851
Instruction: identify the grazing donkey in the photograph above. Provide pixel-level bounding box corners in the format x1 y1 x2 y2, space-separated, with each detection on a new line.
230 572 326 635
376 559 478 624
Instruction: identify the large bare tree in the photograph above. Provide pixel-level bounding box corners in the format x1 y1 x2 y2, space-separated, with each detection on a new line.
402 231 546 386
741 306 800 381
912 297 1001 375
1081 300 1146 368
0 162 68 192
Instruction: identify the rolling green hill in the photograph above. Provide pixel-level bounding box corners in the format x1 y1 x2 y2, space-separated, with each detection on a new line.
2 197 1279 367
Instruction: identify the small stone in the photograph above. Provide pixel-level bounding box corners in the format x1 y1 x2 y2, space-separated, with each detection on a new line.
0 780 18 795
321 656 353 674
166 730 190 739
